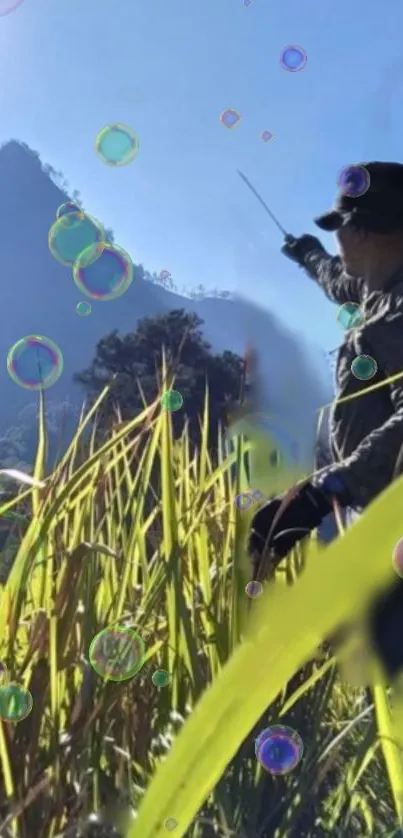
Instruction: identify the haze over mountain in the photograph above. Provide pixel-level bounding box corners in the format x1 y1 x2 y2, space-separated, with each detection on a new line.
1 139 332 465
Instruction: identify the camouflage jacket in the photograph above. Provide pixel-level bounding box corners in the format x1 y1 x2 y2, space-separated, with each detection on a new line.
304 249 403 509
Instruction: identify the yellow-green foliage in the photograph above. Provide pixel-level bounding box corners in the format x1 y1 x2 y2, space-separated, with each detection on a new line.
0 376 401 837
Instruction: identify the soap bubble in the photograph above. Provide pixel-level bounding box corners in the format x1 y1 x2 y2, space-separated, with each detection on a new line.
73 243 134 301
161 390 183 412
220 109 241 129
337 164 370 198
152 669 171 688
56 201 81 219
351 354 377 381
95 123 139 166
245 581 263 599
0 683 33 723
164 819 178 832
336 302 364 330
76 301 92 316
261 130 273 142
7 335 64 391
255 725 303 775
89 626 145 682
0 0 24 16
280 45 307 73
49 212 104 267
392 537 403 579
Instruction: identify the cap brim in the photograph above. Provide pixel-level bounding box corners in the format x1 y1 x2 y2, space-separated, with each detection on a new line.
314 210 344 232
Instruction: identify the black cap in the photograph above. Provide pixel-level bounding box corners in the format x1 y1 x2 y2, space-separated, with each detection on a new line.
315 161 403 233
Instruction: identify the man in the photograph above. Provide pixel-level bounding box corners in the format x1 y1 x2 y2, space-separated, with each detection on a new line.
249 161 403 583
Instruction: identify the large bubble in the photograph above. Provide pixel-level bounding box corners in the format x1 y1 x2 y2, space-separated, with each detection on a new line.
89 626 145 682
336 302 364 330
73 243 134 300
0 0 24 16
255 725 303 775
337 164 370 198
56 201 82 219
95 123 140 166
49 212 105 267
7 335 64 391
0 683 33 723
351 354 377 381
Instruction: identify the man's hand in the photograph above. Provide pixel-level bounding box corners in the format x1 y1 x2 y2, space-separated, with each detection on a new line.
281 234 327 267
248 482 333 578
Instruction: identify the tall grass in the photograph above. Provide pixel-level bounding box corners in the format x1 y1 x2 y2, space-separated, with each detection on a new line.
0 382 401 837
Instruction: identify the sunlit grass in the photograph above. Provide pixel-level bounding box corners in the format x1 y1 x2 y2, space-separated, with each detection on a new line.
0 372 401 837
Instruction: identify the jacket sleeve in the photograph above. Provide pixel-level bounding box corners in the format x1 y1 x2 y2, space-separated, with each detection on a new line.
303 250 364 305
324 308 403 507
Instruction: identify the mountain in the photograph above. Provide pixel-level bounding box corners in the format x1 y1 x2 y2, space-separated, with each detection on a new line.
0 139 332 465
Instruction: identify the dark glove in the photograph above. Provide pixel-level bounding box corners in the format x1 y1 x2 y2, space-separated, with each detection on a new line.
281 234 326 267
248 482 333 579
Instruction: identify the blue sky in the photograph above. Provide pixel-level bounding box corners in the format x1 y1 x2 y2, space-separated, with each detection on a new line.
0 0 401 353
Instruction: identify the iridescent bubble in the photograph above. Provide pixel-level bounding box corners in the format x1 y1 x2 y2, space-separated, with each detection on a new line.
280 45 307 73
76 301 92 316
0 0 24 16
392 537 403 579
256 725 303 775
49 212 105 267
0 683 33 723
164 819 178 832
336 302 364 330
95 123 139 166
89 626 145 682
73 243 134 301
220 109 241 129
56 201 81 219
337 164 370 198
245 580 263 599
261 130 273 142
351 354 377 381
152 669 171 688
161 390 183 412
7 335 64 391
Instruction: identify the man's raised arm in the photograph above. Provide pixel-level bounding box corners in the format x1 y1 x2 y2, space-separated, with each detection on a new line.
282 234 363 304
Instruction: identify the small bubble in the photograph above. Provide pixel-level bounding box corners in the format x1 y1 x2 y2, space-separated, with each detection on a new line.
164 819 178 832
161 390 183 412
76 301 92 316
261 130 273 142
152 669 171 688
336 302 364 330
337 164 370 198
280 45 307 73
255 725 303 775
95 123 139 166
245 581 263 599
351 354 377 381
220 109 241 129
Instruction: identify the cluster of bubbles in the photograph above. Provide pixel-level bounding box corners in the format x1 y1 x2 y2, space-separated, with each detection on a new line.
220 46 305 140
152 669 171 688
7 334 64 391
0 666 33 723
255 725 303 775
89 626 145 682
161 390 184 412
49 203 134 305
336 302 378 382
